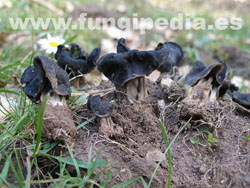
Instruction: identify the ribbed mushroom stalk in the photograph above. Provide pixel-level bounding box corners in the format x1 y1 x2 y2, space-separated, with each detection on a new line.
97 38 168 103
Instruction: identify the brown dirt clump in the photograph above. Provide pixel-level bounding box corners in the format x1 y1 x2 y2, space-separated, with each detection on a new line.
42 98 76 143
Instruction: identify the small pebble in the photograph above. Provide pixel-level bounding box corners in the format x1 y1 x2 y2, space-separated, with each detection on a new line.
199 166 206 174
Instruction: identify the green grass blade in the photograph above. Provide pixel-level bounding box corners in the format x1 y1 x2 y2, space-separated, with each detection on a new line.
14 147 25 181
9 154 24 188
0 63 20 72
37 152 106 169
0 152 13 185
76 117 94 130
244 132 250 147
59 159 67 178
100 169 113 188
63 35 78 44
0 88 19 95
87 145 93 177
88 147 103 178
33 158 42 188
24 157 31 188
159 120 172 188
12 113 30 133
33 96 48 157
111 177 141 188
66 143 81 177
147 118 192 188
140 177 148 187
0 177 17 188
92 163 114 188
0 112 29 142
40 142 58 154
0 22 4 33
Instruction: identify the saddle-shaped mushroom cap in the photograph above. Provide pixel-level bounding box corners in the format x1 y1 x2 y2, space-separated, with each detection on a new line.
216 62 238 97
185 61 239 100
21 56 71 103
55 43 100 75
98 50 165 86
185 61 224 87
21 66 40 103
87 95 114 117
97 38 169 103
33 56 71 98
185 61 206 85
233 92 250 109
21 66 38 83
155 42 183 73
98 39 168 87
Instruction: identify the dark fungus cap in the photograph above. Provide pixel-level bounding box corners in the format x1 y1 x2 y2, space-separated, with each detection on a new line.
185 61 238 98
87 95 114 117
34 56 71 97
185 61 224 86
21 56 71 103
55 43 100 75
117 38 130 53
21 66 40 103
216 62 238 97
233 92 250 109
97 38 168 86
155 42 183 73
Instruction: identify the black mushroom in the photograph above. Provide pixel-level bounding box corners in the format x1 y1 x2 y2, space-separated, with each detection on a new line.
155 42 183 74
21 56 76 142
87 95 114 117
232 92 250 109
97 38 169 103
185 61 238 102
55 43 100 74
21 66 40 103
55 43 100 87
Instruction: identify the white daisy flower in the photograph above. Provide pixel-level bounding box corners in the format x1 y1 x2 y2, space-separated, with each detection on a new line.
0 0 12 8
37 33 65 54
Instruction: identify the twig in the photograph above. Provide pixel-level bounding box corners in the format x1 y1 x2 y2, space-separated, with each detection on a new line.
69 74 84 82
21 51 33 64
237 128 250 154
203 157 216 188
71 87 115 97
99 135 138 155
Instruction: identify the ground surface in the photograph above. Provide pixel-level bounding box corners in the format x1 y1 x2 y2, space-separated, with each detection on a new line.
56 80 250 187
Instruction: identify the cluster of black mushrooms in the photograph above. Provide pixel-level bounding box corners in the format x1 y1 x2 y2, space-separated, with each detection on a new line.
21 38 250 142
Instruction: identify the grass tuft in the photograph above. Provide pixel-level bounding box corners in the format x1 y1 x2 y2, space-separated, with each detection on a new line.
158 119 172 188
33 96 48 157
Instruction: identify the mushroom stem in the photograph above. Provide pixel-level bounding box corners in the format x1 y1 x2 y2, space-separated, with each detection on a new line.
41 91 65 106
115 76 148 103
41 91 76 143
75 78 80 89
